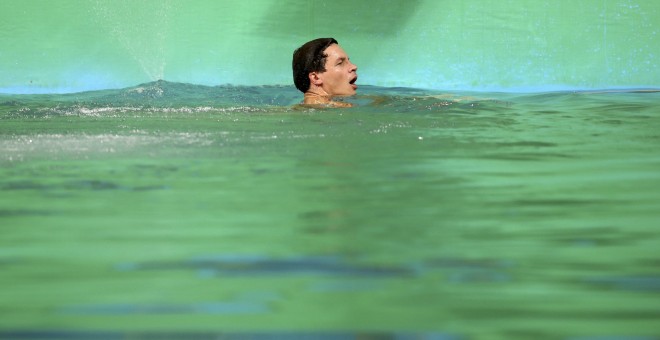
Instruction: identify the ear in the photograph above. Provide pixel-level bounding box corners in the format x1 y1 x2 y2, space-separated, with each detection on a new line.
308 72 323 86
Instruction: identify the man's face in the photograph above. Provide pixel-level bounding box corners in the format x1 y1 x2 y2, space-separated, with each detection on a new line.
317 44 358 97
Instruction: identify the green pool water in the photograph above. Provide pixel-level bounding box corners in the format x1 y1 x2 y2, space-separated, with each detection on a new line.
0 81 659 339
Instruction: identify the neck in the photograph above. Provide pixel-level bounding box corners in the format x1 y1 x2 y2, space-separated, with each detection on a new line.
302 88 353 108
303 90 331 105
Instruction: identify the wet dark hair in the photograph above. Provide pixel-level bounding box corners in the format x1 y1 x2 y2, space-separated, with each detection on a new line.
292 38 338 93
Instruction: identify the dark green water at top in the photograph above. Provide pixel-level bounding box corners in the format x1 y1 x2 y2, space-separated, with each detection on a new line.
1 81 659 339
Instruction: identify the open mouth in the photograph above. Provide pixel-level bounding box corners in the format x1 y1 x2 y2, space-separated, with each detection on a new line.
349 76 358 89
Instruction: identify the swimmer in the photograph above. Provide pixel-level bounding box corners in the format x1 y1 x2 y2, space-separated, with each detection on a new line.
292 38 358 108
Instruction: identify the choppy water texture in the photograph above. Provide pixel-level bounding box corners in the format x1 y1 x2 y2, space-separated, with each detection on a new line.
1 81 659 340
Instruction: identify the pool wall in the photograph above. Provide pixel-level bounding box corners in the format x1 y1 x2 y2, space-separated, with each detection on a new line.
0 0 658 93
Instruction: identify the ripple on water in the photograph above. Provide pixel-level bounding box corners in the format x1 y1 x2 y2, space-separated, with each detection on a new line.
0 331 467 339
0 209 52 217
116 255 416 278
0 132 219 162
584 276 660 292
60 301 269 315
1 179 168 192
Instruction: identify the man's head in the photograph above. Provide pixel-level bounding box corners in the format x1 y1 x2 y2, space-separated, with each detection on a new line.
292 38 358 97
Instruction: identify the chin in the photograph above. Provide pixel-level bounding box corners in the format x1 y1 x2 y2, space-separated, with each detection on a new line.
330 87 357 97
343 88 357 96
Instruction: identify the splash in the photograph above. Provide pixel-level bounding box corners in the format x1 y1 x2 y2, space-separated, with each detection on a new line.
92 0 172 81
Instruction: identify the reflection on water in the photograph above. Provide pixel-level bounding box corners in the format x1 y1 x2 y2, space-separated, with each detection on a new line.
1 82 659 339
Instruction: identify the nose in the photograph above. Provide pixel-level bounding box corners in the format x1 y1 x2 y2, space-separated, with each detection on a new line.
349 61 357 72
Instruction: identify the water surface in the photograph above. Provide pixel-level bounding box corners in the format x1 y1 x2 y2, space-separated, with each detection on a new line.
1 81 659 339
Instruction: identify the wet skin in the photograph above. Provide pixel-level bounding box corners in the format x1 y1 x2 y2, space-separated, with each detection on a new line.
303 44 358 107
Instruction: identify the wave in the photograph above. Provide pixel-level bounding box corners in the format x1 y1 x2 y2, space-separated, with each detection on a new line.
0 80 447 117
1 80 658 118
